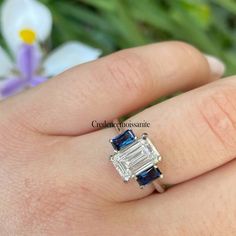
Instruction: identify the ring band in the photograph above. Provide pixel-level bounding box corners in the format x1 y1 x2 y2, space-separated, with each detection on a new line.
109 119 165 193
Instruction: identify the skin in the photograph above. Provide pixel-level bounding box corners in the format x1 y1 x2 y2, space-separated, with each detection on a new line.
0 41 236 235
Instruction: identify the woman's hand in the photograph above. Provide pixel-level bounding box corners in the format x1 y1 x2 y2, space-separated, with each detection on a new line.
0 41 234 236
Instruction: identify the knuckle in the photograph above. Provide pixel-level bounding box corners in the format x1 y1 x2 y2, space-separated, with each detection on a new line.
170 41 200 58
197 80 236 149
146 40 211 88
104 49 153 97
170 41 209 78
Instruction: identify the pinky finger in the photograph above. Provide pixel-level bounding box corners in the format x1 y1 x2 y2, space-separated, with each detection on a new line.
123 159 236 236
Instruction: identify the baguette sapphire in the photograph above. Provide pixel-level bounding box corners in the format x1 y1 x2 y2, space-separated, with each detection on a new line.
136 166 162 186
110 129 136 151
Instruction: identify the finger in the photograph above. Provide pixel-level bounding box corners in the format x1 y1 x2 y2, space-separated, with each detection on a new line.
126 159 236 236
65 76 236 202
1 42 223 135
128 76 236 186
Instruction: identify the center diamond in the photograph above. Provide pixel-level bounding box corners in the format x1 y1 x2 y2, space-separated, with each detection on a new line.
110 136 161 182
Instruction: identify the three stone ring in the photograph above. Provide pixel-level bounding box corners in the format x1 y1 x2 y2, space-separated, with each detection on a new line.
109 125 165 193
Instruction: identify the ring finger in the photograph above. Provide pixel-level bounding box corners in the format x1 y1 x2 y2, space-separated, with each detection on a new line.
58 75 236 203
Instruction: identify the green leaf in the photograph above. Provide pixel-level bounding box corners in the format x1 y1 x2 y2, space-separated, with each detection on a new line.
80 0 117 11
213 0 236 14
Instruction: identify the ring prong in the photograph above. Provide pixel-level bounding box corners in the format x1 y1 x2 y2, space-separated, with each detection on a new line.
141 133 148 140
134 177 143 189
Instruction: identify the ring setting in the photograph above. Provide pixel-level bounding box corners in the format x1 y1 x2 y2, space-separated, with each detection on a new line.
109 129 163 189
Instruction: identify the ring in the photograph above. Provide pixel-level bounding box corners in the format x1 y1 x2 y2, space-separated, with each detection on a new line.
109 121 165 193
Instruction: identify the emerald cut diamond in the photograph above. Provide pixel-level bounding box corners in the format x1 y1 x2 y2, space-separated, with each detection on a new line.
110 135 161 182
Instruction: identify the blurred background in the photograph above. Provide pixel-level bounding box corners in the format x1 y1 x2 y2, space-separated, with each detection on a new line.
0 0 236 103
0 0 235 74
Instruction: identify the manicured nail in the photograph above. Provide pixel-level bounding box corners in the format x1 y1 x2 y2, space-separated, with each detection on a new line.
204 54 225 78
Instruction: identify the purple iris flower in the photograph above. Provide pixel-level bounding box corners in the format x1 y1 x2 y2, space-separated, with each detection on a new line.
1 43 47 97
0 0 102 100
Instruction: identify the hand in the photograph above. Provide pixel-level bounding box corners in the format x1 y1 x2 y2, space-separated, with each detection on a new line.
0 41 234 236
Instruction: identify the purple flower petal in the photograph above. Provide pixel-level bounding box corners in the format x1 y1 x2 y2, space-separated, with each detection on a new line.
16 44 41 81
0 77 26 97
29 76 48 87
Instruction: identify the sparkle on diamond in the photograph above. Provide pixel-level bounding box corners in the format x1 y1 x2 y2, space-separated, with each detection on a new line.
110 137 161 181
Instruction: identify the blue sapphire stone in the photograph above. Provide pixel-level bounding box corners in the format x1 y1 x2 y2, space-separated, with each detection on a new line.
137 167 162 186
111 129 136 151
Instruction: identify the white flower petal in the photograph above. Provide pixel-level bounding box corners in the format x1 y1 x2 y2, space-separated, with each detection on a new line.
0 46 13 77
43 41 102 77
1 0 52 53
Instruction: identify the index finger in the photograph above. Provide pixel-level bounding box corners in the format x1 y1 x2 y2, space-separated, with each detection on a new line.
1 42 223 135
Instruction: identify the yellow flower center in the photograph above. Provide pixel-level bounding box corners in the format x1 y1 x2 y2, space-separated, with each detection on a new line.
19 29 36 45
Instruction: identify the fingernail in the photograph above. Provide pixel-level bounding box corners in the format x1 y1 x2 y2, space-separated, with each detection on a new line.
204 54 225 78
